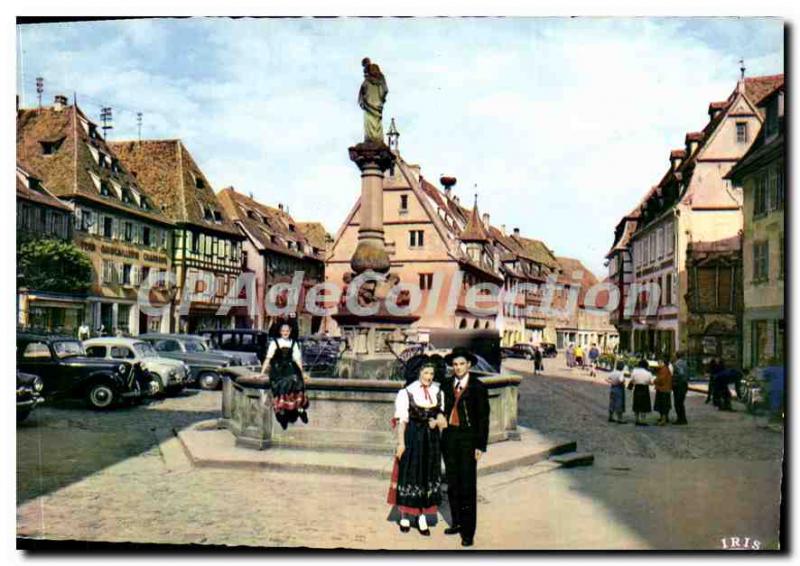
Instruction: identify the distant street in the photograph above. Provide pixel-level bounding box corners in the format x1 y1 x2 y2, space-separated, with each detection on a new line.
17 359 784 550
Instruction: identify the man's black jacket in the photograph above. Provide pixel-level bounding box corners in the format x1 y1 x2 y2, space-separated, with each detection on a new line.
442 372 491 452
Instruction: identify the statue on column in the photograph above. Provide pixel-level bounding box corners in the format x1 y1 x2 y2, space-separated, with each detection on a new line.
358 58 388 144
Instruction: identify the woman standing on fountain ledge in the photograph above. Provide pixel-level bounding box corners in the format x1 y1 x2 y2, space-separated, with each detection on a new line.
387 356 448 536
260 318 310 430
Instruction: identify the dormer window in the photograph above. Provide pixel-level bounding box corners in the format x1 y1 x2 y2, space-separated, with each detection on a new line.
100 180 113 198
203 206 213 221
288 223 295 232
40 137 64 156
193 173 205 189
111 159 121 174
140 197 150 210
247 210 258 220
213 210 222 223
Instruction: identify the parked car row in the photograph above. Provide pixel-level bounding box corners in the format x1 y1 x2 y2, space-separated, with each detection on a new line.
500 343 558 360
15 331 268 419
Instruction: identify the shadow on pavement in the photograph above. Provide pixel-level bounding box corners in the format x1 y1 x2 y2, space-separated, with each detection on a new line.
16 389 218 505
508 360 784 550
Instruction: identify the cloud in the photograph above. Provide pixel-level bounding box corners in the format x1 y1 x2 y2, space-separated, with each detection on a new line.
17 17 783 276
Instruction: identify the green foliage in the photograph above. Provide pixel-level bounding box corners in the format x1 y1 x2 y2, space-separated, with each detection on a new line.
17 237 92 293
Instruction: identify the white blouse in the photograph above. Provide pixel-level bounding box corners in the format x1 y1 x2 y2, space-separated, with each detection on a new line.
393 381 445 423
630 368 655 386
607 370 626 386
265 338 302 367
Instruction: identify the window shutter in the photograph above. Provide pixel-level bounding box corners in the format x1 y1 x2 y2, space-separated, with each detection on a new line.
697 267 716 310
717 267 733 311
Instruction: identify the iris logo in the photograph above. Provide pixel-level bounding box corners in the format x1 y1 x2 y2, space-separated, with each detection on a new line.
720 536 762 550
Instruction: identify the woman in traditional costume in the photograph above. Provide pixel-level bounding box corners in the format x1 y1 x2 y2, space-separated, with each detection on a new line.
387 357 447 535
260 318 309 430
630 359 655 426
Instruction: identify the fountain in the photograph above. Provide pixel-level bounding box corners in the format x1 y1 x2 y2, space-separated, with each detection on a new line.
178 59 574 477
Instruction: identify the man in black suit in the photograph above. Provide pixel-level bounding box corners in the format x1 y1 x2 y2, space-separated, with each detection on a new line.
441 347 490 547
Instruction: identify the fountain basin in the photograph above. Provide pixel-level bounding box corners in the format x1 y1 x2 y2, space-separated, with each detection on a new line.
220 372 522 453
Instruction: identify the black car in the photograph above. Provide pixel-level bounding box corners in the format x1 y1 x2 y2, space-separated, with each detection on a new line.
17 370 44 422
17 333 151 410
198 329 270 363
540 343 558 358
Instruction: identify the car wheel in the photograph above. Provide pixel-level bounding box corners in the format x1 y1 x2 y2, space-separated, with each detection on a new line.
525 354 532 360
17 409 31 423
149 373 165 397
87 383 116 410
198 371 221 391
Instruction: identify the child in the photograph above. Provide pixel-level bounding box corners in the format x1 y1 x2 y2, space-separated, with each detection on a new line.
606 360 627 423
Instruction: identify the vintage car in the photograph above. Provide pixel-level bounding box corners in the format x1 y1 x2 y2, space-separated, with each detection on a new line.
191 333 261 368
138 333 239 391
17 370 44 422
540 343 558 358
17 333 153 409
83 337 189 396
198 329 270 363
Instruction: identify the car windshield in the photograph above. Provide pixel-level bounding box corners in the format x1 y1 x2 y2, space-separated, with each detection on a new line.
184 340 206 353
53 340 86 359
133 342 158 358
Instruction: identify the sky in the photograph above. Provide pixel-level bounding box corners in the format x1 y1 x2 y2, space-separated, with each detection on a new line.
16 17 783 275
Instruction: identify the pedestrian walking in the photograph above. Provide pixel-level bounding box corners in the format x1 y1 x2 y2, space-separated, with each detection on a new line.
606 360 627 423
653 357 673 426
387 357 447 536
574 344 584 368
441 347 490 548
77 323 90 341
630 359 654 426
566 343 575 369
533 346 544 375
588 343 600 377
672 351 689 425
705 357 722 405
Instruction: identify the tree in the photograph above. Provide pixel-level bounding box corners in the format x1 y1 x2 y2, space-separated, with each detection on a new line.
17 237 93 293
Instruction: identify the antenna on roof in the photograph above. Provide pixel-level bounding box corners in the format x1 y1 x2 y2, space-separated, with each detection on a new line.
136 112 142 142
739 57 746 80
35 77 43 109
100 106 113 139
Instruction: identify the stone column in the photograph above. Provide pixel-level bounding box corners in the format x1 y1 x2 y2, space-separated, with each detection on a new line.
348 141 396 275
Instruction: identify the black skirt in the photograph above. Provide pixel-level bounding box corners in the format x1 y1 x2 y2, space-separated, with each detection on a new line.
395 417 442 510
632 384 652 413
654 391 672 413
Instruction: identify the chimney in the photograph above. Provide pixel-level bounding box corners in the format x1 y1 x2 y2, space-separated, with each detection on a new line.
278 203 284 211
53 95 68 111
482 213 490 229
669 149 686 171
513 227 520 237
708 101 726 120
685 132 703 156
440 175 457 199
249 191 254 199
500 224 507 236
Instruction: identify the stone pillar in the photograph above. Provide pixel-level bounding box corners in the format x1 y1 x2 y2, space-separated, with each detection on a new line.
347 141 396 275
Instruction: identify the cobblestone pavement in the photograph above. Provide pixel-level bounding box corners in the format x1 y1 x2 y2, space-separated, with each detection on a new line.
17 364 784 550
505 357 784 461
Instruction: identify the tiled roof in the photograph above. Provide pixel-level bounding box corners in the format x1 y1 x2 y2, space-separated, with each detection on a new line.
459 201 491 243
16 104 170 225
217 187 322 261
744 75 785 108
109 139 240 236
16 162 72 211
296 222 331 252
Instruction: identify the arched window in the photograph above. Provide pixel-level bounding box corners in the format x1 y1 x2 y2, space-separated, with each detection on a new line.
459 319 467 329
473 319 480 329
